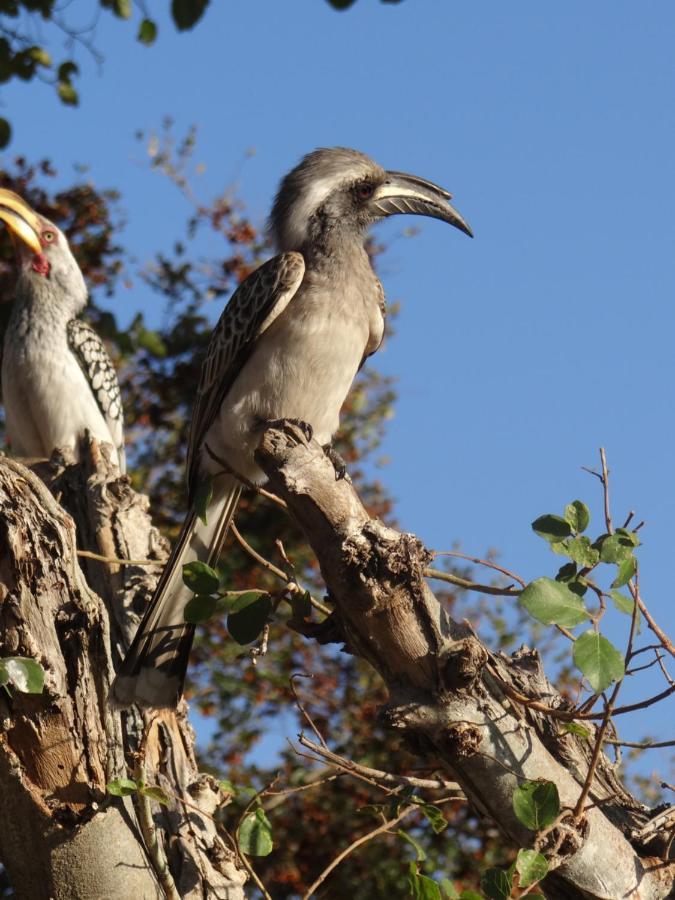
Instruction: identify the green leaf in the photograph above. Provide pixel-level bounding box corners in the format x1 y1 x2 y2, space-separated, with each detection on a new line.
458 893 483 900
611 556 636 589
408 863 442 900
565 537 599 567
0 657 45 693
107 777 138 797
419 803 448 834
515 848 549 887
564 500 590 533
512 780 560 830
194 475 213 525
139 785 170 805
290 589 312 619
138 18 158 45
531 514 572 543
609 590 634 615
113 0 131 18
227 592 272 645
219 779 236 796
182 560 219 595
28 46 51 67
519 577 589 628
397 828 426 861
597 533 634 564
239 808 273 856
172 0 210 30
555 562 577 582
0 115 10 149
561 722 591 739
439 879 459 899
480 866 513 900
573 631 625 692
137 328 167 358
57 82 78 105
615 527 640 547
184 595 219 624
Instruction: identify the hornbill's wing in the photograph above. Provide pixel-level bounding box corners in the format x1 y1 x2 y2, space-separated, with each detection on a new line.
186 251 305 497
67 317 126 472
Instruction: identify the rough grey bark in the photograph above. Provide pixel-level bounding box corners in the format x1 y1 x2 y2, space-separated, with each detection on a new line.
256 422 675 900
0 444 245 900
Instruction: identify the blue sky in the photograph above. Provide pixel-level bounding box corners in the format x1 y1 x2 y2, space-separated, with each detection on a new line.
2 2 673 772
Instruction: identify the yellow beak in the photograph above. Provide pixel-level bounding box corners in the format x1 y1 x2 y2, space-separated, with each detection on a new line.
0 189 42 255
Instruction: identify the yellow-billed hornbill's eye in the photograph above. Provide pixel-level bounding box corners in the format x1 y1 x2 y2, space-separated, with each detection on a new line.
42 230 56 243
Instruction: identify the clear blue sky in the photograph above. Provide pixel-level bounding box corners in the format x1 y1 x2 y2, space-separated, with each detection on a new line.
3 2 673 773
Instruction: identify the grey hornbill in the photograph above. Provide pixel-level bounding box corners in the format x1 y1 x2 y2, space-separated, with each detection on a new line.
0 189 125 471
111 147 472 708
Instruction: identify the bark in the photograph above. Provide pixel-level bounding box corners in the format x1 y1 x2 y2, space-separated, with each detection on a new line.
0 444 245 900
256 422 675 900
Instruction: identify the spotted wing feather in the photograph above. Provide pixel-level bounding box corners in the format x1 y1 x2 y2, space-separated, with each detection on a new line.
67 318 126 472
186 251 305 495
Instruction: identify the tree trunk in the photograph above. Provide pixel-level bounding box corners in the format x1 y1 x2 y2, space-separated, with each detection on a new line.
256 422 675 900
0 445 245 899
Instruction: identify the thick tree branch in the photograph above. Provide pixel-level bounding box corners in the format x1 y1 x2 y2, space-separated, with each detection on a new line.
256 422 675 900
0 446 246 900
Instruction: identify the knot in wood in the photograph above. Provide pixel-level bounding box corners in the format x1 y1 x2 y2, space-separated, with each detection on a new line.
440 638 488 691
444 722 482 758
344 523 432 584
535 811 588 867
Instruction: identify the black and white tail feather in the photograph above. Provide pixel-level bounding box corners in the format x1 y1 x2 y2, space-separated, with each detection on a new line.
110 475 241 707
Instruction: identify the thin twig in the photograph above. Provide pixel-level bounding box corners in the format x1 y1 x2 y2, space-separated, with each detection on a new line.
234 779 278 900
604 738 675 750
291 674 329 750
425 567 519 596
300 804 418 899
572 564 640 822
432 550 526 588
231 521 331 617
77 549 162 567
133 717 180 900
298 734 464 796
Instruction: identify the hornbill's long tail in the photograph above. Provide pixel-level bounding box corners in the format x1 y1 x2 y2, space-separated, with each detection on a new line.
109 474 241 708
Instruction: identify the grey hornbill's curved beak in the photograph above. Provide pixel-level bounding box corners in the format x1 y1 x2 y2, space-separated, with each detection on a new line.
0 188 42 255
371 171 473 237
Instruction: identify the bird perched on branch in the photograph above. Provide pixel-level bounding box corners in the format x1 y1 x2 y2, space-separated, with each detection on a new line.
0 189 125 471
111 147 472 708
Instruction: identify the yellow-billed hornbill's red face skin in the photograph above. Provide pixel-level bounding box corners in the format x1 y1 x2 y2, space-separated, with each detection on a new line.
0 188 56 277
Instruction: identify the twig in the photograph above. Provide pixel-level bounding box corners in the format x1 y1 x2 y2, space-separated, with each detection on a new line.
77 549 162 567
572 565 640 822
291 674 329 750
234 779 278 900
432 550 526 588
604 738 675 750
629 584 675 658
300 804 418 899
599 447 613 534
298 734 464 796
133 717 180 900
425 567 519 596
231 521 331 617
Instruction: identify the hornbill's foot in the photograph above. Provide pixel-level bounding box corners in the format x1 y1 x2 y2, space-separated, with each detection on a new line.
323 444 351 482
267 417 314 443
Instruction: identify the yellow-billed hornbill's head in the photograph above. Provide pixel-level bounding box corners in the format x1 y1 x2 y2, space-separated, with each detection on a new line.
0 188 87 309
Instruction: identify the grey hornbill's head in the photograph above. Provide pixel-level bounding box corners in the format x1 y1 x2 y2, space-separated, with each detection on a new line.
269 147 473 253
0 188 87 311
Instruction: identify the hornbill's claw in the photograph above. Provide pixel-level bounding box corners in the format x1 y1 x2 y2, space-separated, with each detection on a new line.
323 444 350 481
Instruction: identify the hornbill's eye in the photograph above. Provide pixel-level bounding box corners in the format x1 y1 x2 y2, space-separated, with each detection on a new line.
355 182 374 200
42 231 56 243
